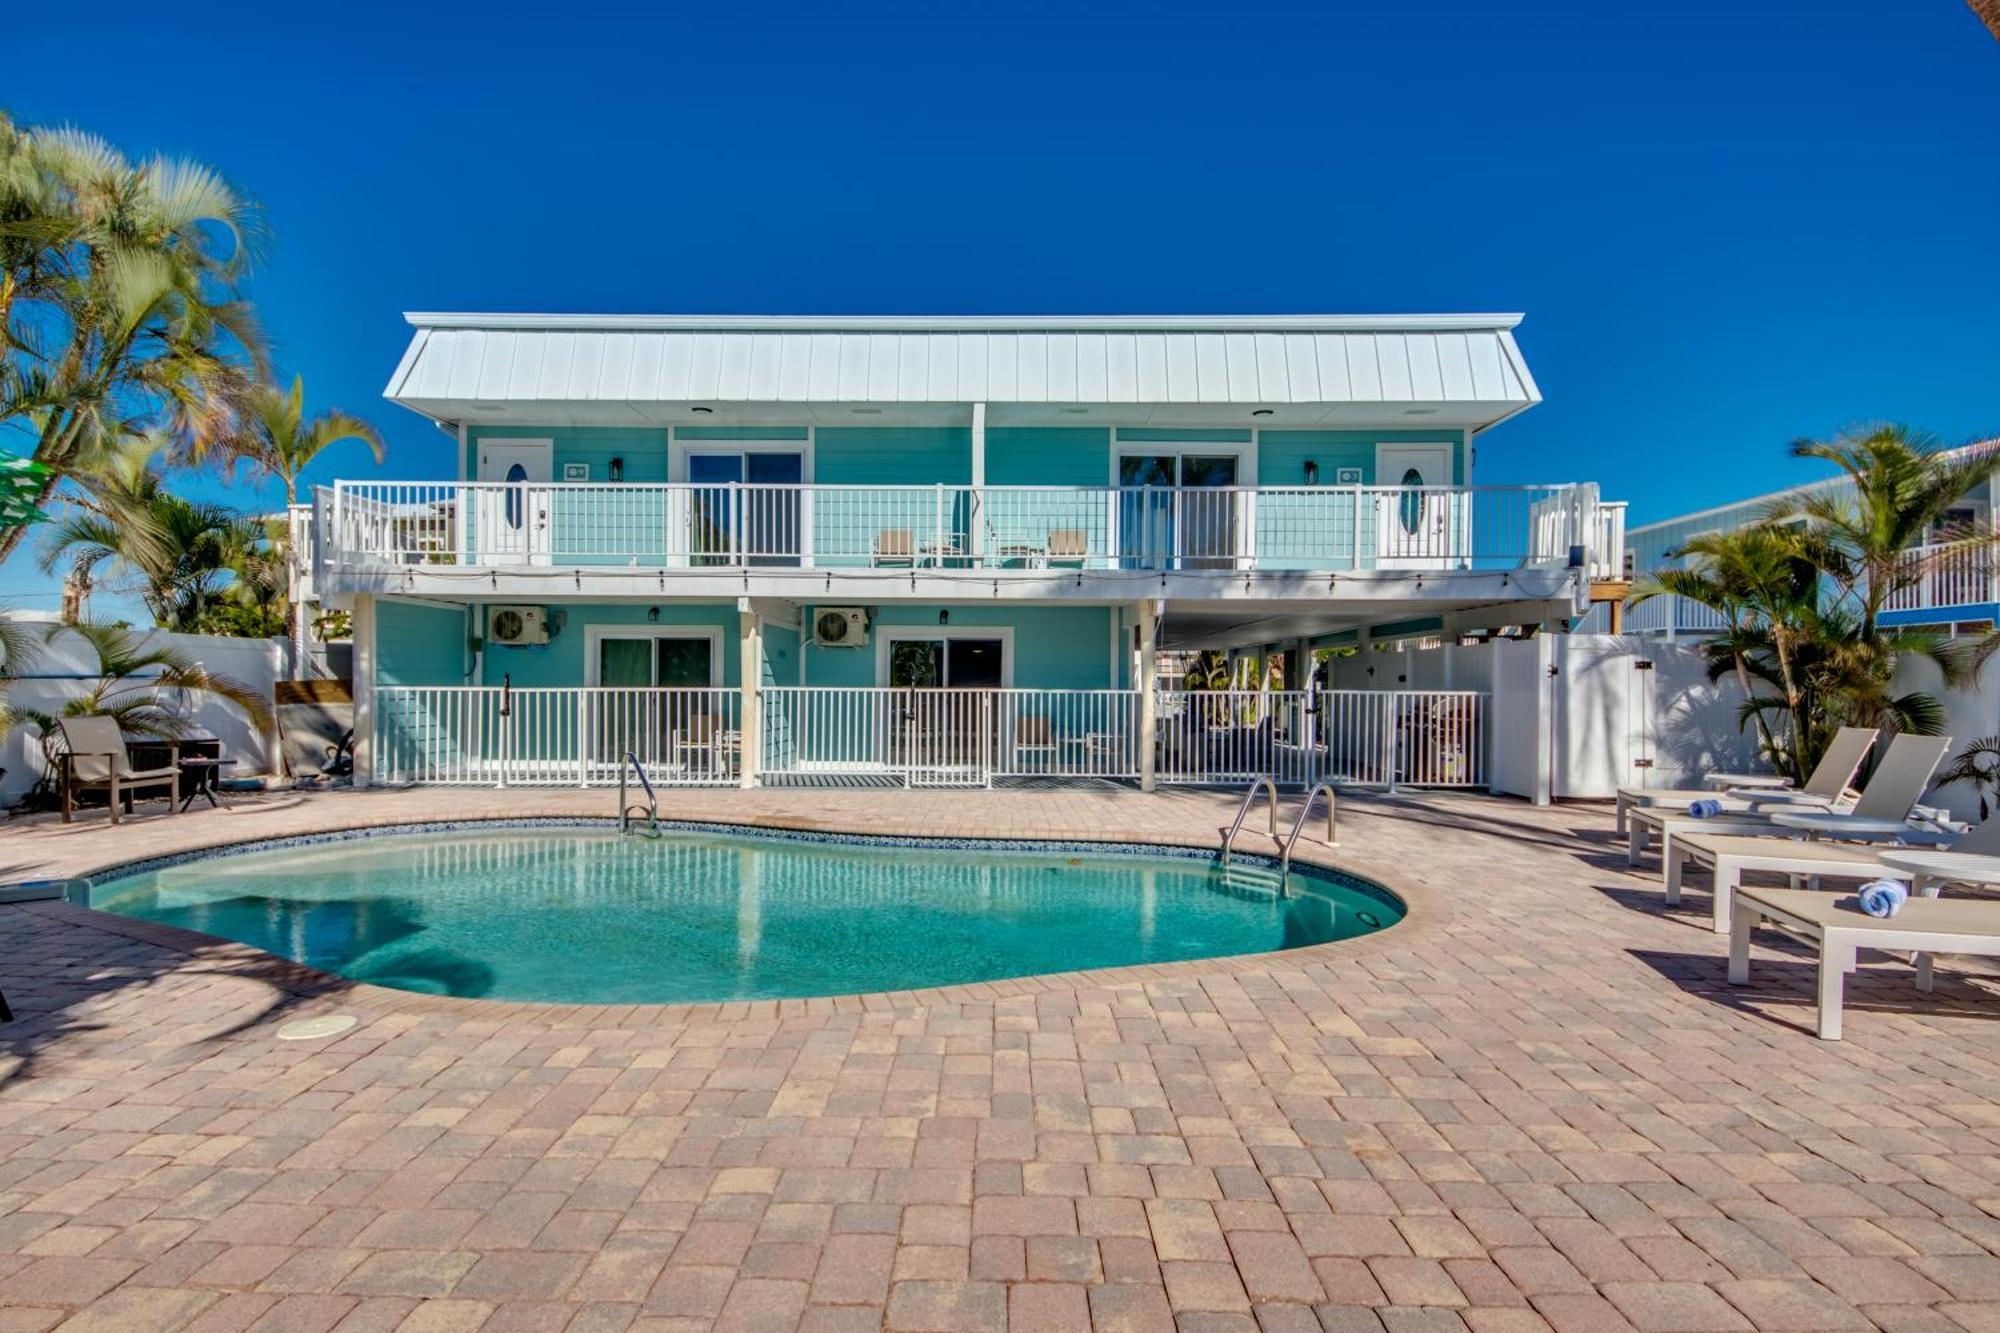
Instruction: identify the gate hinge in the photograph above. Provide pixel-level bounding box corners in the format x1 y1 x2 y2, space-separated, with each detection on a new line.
1634 660 1655 671
1633 758 1655 768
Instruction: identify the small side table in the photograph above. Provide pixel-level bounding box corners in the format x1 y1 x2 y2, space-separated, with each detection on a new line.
1875 850 2000 901
178 757 238 810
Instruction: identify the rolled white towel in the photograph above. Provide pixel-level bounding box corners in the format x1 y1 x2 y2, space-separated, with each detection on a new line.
1687 799 1724 818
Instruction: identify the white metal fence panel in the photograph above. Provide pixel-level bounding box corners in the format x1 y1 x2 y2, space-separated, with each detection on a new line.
373 685 1485 790
1157 688 1486 788
374 686 740 787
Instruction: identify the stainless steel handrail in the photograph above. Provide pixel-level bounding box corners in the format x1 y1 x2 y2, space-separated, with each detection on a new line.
618 752 658 833
1279 782 1339 888
1220 776 1278 866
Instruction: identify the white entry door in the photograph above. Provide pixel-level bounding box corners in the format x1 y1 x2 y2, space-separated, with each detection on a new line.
1374 443 1461 569
472 441 554 565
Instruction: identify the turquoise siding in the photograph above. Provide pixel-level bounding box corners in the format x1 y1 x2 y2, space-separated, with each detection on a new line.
480 604 739 689
1256 429 1463 487
986 427 1109 486
761 622 799 687
800 604 1114 690
373 599 471 771
456 424 1473 572
375 600 469 686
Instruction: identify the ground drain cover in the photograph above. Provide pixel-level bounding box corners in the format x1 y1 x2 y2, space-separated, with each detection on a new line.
277 1014 358 1041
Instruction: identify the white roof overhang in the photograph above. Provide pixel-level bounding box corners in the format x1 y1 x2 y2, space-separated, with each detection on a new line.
385 313 1541 432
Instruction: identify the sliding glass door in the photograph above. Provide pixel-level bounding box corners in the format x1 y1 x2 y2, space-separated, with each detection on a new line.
687 451 805 565
1116 452 1239 568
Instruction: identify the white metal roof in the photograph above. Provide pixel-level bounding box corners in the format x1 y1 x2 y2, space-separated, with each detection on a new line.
385 313 1541 428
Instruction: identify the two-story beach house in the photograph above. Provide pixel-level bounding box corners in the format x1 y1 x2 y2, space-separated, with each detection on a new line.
301 313 1626 791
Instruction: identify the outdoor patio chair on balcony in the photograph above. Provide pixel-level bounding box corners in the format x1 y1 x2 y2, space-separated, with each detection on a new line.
872 528 916 567
56 716 179 824
1047 529 1089 568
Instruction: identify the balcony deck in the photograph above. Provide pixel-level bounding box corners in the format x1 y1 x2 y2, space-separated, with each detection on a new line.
310 481 1619 602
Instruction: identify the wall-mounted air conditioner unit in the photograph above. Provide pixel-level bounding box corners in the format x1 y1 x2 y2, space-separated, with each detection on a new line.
813 607 869 647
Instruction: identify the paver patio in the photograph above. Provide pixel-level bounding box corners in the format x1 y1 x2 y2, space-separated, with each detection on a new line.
3 784 2000 1332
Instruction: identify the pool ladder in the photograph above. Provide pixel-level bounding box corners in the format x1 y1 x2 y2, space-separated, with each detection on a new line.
1220 777 1340 895
619 752 661 836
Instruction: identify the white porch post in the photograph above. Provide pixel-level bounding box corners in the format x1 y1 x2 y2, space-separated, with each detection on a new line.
351 594 376 789
1138 598 1160 793
1294 637 1316 751
970 401 986 564
739 601 762 789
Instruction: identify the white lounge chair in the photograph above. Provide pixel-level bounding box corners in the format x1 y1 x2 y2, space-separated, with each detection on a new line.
1666 787 1997 934
1614 726 1876 834
1623 726 1878 864
1729 886 2000 1039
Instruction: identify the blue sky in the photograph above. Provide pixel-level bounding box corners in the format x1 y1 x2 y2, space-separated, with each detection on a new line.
6 0 1997 616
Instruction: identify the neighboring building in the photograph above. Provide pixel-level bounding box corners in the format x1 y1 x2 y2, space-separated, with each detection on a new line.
1585 441 2000 638
300 312 1626 789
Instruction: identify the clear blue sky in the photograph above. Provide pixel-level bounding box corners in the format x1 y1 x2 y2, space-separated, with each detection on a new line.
6 0 1997 615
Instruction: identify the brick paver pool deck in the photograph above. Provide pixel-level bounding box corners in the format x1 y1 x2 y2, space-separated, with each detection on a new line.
4 785 2000 1332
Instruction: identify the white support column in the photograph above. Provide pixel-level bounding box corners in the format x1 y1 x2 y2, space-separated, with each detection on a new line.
969 401 987 564
351 594 376 789
1294 636 1316 751
739 600 762 789
1138 598 1160 792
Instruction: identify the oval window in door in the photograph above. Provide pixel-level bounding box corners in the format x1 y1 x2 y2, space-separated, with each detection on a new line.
504 463 527 529
1398 467 1425 535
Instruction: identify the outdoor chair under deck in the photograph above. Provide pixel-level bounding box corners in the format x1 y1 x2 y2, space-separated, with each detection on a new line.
56 716 179 824
1013 715 1058 772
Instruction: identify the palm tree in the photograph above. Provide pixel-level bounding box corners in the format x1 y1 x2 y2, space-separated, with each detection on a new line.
15 622 272 776
212 375 383 506
0 113 267 568
1632 525 1821 778
36 461 241 633
1784 425 2000 641
0 606 46 745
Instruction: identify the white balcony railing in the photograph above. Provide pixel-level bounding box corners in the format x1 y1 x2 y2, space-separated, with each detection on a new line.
1883 541 1999 615
371 684 1486 790
323 481 1607 576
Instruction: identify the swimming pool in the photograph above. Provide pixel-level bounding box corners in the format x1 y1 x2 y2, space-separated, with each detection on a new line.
85 823 1402 1005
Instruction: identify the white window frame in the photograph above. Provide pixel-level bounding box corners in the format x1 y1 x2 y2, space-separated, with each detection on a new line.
583 624 725 688
874 625 1016 688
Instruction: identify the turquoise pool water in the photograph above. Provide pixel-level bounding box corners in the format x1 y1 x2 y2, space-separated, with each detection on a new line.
87 826 1401 1005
